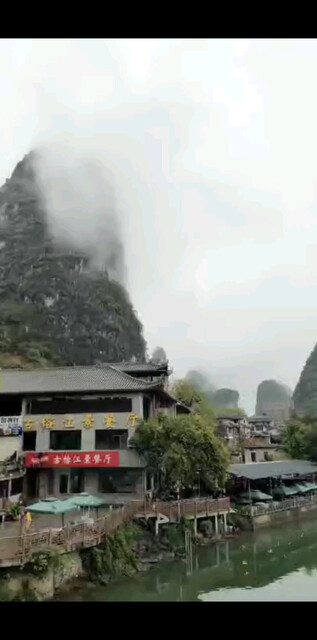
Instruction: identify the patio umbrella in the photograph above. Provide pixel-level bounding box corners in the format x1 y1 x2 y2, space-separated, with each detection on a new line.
67 493 106 518
273 484 298 498
27 497 78 527
240 489 273 502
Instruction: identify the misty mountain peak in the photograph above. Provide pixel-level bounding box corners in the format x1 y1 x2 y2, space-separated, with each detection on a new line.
0 151 146 367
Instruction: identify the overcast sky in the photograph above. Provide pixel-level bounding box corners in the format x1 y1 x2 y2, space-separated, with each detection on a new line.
1 38 317 412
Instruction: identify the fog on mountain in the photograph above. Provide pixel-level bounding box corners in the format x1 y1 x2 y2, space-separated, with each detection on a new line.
0 151 146 367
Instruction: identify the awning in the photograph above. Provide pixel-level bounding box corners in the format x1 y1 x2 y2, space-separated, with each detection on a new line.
229 460 317 481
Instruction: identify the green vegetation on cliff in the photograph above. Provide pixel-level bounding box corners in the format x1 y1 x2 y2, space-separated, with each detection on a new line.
293 345 317 418
0 152 146 367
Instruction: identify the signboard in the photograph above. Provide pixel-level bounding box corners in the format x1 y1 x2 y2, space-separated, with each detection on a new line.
23 413 139 430
0 416 23 436
25 451 120 468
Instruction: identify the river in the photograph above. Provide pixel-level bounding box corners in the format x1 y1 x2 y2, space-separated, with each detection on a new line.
55 518 317 601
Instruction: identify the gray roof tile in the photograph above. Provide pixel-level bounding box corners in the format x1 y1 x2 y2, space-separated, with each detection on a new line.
230 460 317 480
0 365 157 395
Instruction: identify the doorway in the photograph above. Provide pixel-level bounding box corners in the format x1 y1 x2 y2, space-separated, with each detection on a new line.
59 470 85 495
27 470 39 497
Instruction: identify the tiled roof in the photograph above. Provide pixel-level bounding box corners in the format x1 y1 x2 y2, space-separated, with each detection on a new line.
107 362 168 373
230 460 317 480
0 365 158 395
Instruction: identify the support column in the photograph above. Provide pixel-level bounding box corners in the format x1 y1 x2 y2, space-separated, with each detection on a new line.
223 512 227 533
193 517 197 536
214 514 219 535
8 479 12 499
225 541 229 563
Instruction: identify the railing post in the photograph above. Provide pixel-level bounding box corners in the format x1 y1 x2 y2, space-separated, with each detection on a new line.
21 535 25 564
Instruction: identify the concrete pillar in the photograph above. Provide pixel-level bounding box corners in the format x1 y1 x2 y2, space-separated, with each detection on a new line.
225 541 229 563
214 514 219 535
8 479 12 499
193 517 197 536
36 427 50 452
132 395 143 419
81 428 94 451
21 398 27 417
216 544 220 565
223 512 227 533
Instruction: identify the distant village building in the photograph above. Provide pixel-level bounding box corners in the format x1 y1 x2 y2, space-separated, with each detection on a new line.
248 414 274 434
216 412 285 464
216 414 250 450
0 417 25 511
0 362 189 501
242 436 284 463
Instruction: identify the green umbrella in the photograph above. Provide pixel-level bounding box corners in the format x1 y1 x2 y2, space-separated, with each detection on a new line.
67 493 105 508
293 482 309 494
27 497 78 527
273 484 298 498
240 489 273 502
67 492 106 518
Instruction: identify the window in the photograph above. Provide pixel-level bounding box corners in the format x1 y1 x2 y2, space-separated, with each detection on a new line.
23 431 36 451
251 451 257 463
143 397 150 420
70 469 84 494
98 469 141 493
58 470 85 494
0 480 9 498
30 397 132 414
50 430 81 451
95 430 128 450
48 469 54 495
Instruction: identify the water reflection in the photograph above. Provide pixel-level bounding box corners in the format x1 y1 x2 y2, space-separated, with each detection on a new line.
55 519 317 601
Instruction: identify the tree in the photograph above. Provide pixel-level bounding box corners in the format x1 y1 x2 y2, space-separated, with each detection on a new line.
282 419 308 459
132 413 230 496
303 425 317 462
172 379 203 408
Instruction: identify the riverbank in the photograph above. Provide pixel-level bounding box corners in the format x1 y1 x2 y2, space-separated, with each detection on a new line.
0 517 231 600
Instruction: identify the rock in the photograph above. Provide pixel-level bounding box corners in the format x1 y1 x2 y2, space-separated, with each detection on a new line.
212 388 239 409
294 347 317 417
256 380 293 424
0 151 146 367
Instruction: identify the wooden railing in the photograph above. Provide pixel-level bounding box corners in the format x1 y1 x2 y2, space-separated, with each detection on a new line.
0 497 230 566
148 497 230 521
252 492 317 516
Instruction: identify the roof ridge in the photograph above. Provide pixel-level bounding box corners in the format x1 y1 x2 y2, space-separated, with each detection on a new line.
106 365 157 388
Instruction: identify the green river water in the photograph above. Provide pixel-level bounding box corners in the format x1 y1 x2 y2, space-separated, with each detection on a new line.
56 518 317 601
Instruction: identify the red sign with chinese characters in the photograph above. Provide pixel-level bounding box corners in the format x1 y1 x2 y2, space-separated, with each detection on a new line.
25 451 119 468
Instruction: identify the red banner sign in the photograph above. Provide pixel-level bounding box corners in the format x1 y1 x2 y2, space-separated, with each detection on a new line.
25 451 119 468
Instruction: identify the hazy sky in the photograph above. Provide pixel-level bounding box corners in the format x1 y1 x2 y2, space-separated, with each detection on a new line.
1 38 317 412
